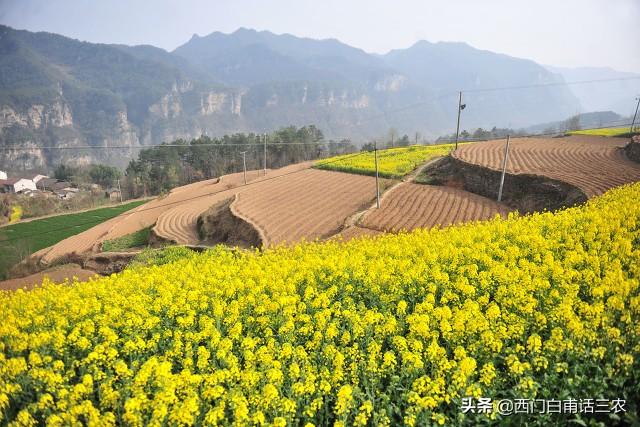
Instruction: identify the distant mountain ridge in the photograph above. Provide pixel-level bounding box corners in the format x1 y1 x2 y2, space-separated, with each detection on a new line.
0 25 592 170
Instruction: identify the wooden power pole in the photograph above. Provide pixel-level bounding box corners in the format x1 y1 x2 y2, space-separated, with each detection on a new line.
263 133 267 176
374 140 380 208
497 135 511 202
240 151 247 185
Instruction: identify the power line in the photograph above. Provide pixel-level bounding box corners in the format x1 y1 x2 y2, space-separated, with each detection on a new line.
0 150 371 244
0 141 328 151
317 76 640 136
2 76 637 152
463 76 640 94
1 120 634 245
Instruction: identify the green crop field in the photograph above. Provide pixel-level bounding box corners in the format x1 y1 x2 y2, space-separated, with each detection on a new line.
315 144 455 179
0 201 146 279
101 227 151 252
567 126 635 137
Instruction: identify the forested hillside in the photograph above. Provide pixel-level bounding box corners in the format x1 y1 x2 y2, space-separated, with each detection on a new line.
0 25 581 171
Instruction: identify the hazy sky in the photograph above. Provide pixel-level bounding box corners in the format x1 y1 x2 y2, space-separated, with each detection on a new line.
1 0 639 72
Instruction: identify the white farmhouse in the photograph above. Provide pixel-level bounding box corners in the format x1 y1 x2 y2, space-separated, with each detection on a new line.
28 174 48 184
0 171 7 180
0 178 38 193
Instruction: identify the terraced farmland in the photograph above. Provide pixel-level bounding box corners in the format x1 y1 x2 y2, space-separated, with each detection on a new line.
35 170 265 263
360 183 511 232
232 169 379 246
452 135 640 197
153 162 314 245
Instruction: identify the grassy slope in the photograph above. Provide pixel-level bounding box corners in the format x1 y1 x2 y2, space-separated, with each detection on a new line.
101 227 151 252
0 200 146 278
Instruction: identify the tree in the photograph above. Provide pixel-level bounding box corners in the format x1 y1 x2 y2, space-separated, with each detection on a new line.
89 164 122 188
361 142 375 152
565 115 581 131
398 135 411 147
54 164 77 181
387 128 399 148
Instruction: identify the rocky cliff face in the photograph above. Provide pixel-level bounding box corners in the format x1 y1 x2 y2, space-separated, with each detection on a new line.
0 98 142 170
0 25 585 172
0 101 73 130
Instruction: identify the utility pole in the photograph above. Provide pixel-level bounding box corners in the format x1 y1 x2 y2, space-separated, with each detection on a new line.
497 135 510 202
263 133 267 176
391 134 394 148
631 96 640 133
240 151 247 185
117 178 123 203
374 140 380 208
415 132 418 146
454 91 465 150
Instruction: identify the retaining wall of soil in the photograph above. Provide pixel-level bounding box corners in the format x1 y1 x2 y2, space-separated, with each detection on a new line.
421 156 588 214
196 196 262 249
626 136 640 163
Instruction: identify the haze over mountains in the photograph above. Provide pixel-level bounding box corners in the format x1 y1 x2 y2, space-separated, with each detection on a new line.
1 25 638 170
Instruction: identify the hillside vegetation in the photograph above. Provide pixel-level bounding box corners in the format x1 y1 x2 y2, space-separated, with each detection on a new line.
1 183 638 425
0 24 582 170
315 144 453 178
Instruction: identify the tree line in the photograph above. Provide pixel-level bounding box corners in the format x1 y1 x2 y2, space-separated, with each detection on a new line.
435 126 527 143
122 125 356 198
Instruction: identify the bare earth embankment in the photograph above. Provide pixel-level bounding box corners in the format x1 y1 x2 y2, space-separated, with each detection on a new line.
452 135 640 197
156 167 379 247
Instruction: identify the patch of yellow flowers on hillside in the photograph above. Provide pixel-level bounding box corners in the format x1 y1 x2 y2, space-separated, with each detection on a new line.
1 183 639 426
315 144 453 178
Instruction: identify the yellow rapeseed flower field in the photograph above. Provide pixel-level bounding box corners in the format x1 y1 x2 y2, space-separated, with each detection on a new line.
1 183 639 426
567 126 633 137
314 144 454 178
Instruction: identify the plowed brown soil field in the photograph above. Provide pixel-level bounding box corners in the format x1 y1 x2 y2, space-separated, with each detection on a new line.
232 169 378 246
153 162 313 245
360 183 511 232
0 264 96 291
452 135 640 197
37 168 276 263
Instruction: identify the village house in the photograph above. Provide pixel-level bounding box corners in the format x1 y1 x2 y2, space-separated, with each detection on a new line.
0 170 7 180
106 188 122 202
55 187 79 200
0 178 38 193
27 174 48 184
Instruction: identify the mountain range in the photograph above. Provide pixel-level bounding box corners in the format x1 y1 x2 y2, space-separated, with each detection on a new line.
1 25 638 171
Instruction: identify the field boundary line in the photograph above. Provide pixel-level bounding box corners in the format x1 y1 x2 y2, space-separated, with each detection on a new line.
337 156 444 236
